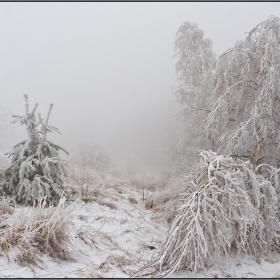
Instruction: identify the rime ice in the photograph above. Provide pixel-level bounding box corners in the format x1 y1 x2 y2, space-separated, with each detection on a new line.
0 95 68 205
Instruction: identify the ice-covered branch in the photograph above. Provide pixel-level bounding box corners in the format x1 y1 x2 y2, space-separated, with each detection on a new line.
134 151 280 277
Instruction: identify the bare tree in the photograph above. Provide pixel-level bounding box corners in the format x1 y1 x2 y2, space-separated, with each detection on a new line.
72 142 111 197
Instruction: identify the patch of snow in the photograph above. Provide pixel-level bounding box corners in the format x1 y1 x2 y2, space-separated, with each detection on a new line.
0 169 279 278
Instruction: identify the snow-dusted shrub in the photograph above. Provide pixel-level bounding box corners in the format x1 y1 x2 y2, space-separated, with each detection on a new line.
135 151 280 277
0 197 76 267
0 95 68 205
74 142 111 171
67 142 114 200
66 160 106 200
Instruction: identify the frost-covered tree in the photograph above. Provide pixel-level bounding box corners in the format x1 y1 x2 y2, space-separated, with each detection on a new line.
173 16 280 174
139 16 280 278
172 22 216 173
0 95 68 205
206 16 280 173
135 151 280 277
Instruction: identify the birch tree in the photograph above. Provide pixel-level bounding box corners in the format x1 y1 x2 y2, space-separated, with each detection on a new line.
206 15 280 173
172 21 216 173
134 151 280 277
135 16 280 278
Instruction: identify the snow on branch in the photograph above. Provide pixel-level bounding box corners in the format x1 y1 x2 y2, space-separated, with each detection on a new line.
134 151 280 277
205 16 280 170
0 95 68 205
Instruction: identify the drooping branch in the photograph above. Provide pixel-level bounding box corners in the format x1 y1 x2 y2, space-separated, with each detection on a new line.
134 151 280 277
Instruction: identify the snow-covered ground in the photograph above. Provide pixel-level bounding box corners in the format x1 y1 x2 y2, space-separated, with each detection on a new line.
172 255 280 278
0 169 280 278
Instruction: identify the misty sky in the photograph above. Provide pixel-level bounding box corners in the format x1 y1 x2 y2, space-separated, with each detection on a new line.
0 2 279 169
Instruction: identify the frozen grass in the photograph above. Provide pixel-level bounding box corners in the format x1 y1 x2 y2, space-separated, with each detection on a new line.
144 176 185 224
0 160 280 278
0 196 14 216
0 196 77 268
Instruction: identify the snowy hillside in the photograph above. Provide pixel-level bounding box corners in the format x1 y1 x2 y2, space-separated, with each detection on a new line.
0 165 279 278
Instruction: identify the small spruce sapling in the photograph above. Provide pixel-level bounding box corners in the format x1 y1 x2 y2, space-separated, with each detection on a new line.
0 94 69 205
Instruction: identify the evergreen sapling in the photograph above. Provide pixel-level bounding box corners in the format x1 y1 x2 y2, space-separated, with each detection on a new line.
0 94 69 205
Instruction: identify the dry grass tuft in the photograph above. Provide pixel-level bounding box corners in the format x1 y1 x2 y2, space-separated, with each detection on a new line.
145 199 154 210
128 197 138 204
78 215 88 222
106 251 135 267
81 196 95 203
264 256 278 264
98 200 117 210
74 264 104 278
0 196 14 216
76 224 117 251
166 210 177 224
0 197 78 268
143 178 185 222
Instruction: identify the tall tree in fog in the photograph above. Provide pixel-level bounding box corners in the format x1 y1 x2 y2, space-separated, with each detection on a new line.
136 16 280 278
206 15 280 173
172 22 216 173
173 16 280 174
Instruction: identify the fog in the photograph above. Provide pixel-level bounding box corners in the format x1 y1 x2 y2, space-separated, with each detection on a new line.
0 2 279 170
